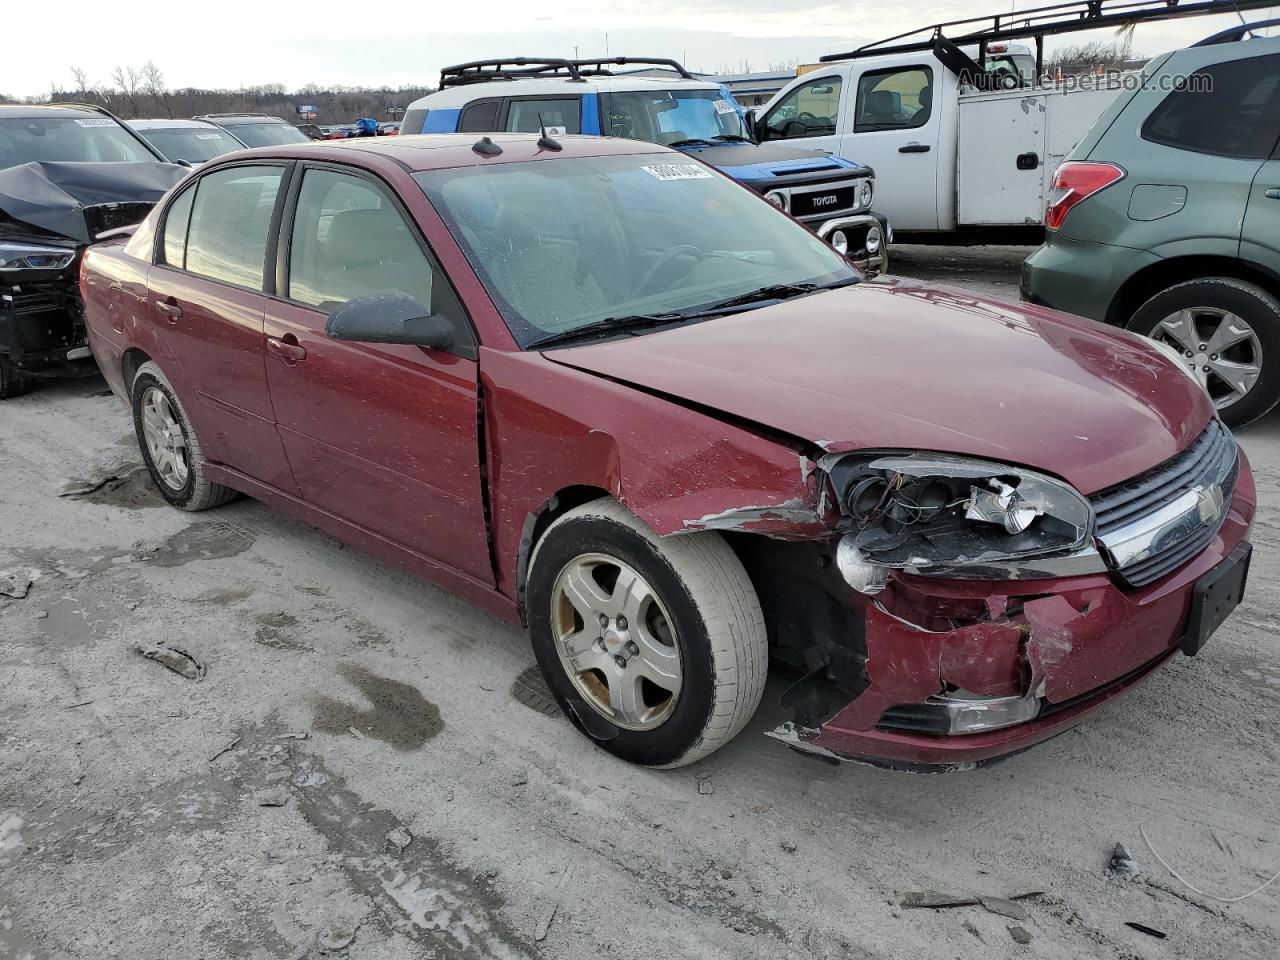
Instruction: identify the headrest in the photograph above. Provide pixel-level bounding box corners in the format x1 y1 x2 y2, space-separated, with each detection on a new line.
324 208 405 266
865 90 897 118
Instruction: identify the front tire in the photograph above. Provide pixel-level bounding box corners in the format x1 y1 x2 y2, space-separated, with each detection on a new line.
131 361 237 511
527 499 766 768
1127 278 1280 427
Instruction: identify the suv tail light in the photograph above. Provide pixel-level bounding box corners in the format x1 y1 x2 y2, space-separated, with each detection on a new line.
1045 162 1125 230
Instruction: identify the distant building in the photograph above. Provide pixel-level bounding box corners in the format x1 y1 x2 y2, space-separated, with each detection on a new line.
713 70 796 108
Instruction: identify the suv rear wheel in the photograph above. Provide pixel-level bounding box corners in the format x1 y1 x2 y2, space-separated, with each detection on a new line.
526 499 767 768
1128 278 1280 427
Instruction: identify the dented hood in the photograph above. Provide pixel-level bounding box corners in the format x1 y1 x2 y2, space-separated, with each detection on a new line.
546 277 1215 495
0 161 186 243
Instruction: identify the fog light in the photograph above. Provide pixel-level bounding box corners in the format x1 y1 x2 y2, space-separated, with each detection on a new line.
933 692 1041 734
865 225 883 254
830 230 849 255
836 534 887 595
764 190 788 210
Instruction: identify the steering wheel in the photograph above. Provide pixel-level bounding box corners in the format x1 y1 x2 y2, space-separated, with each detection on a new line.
798 111 819 122
636 244 706 296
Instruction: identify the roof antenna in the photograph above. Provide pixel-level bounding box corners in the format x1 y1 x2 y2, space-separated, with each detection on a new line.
472 135 503 157
536 113 563 151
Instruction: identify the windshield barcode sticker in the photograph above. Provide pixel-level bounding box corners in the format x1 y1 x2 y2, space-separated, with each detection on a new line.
641 163 713 182
196 133 222 139
712 99 736 114
74 118 115 127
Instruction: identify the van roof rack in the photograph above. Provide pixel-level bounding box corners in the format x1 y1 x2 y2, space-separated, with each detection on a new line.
820 0 1279 74
568 57 696 79
439 58 586 88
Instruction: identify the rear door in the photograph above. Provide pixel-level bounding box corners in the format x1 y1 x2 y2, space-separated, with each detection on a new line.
1234 54 1280 274
262 163 492 583
147 163 299 494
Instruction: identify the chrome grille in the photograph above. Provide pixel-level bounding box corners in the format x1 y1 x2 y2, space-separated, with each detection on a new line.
1090 420 1239 588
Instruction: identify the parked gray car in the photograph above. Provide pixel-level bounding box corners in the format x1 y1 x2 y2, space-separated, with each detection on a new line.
1022 23 1280 426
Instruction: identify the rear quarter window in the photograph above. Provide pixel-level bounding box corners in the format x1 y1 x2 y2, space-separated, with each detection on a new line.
1142 54 1280 159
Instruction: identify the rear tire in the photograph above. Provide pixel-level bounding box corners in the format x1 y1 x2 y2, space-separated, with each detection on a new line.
527 498 766 768
1127 278 1280 427
131 361 237 511
0 357 35 399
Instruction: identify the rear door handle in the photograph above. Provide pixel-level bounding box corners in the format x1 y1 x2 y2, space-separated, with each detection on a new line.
156 300 182 322
266 335 307 363
899 143 931 153
1266 188 1280 200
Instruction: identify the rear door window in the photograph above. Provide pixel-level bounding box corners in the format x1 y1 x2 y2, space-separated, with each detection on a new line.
160 185 195 267
459 100 501 132
183 165 283 290
1142 54 1280 159
504 98 580 134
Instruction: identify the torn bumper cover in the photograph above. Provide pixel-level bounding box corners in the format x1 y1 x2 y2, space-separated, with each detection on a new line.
766 447 1256 771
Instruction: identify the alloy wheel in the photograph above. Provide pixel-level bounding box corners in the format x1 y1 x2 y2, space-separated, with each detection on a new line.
550 553 683 731
1153 307 1263 411
140 386 189 491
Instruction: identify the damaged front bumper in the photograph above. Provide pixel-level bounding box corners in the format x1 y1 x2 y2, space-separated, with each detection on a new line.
1 275 96 378
764 458 1256 772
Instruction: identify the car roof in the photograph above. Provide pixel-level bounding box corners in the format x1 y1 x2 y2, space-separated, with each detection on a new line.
0 103 117 120
410 74 722 110
130 118 226 130
214 132 673 173
196 114 291 124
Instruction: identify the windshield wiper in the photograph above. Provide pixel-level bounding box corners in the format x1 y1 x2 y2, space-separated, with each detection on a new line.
527 313 690 350
692 277 859 312
666 138 716 148
712 134 753 143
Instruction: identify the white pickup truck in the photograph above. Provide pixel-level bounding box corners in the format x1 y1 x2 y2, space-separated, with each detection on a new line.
755 41 1123 234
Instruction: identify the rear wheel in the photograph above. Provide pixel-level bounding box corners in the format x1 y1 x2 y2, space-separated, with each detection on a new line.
131 361 237 511
0 357 35 399
1127 278 1280 427
527 499 766 768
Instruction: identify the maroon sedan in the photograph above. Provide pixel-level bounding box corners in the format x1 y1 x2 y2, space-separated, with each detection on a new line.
80 134 1254 770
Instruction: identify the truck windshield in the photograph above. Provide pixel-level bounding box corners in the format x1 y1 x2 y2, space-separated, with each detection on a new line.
217 121 311 147
136 126 242 163
600 89 750 146
415 152 855 348
0 117 154 169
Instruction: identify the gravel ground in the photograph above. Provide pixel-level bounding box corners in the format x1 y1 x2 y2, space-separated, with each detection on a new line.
2 247 1278 960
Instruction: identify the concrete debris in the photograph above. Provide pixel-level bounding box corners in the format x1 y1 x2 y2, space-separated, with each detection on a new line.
346 725 365 740
385 827 413 853
511 770 529 787
1125 921 1167 939
276 731 309 741
0 571 33 600
535 863 575 942
1009 925 1032 944
317 918 360 951
697 778 714 796
1108 842 1139 879
135 643 205 680
901 891 977 909
256 788 291 807
780 839 797 854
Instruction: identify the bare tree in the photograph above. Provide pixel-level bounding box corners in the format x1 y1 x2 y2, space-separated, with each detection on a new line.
110 65 143 117
141 60 170 117
70 67 90 98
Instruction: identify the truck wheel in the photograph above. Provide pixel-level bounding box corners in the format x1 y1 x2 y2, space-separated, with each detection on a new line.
131 361 237 511
1128 278 1280 427
0 357 35 399
526 498 767 768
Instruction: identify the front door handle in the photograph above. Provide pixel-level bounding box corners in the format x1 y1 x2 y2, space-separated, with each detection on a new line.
266 335 306 363
1266 188 1280 200
156 300 182 322
899 143 931 154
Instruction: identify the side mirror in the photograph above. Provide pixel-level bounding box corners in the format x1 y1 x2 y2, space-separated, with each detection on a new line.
753 114 769 142
325 289 454 349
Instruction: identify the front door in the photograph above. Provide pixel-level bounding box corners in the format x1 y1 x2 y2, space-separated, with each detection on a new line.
147 163 299 494
759 72 845 156
262 164 492 583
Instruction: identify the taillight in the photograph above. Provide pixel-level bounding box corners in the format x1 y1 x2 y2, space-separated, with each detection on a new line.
1045 162 1125 230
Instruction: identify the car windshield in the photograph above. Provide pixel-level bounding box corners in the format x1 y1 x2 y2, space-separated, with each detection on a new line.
600 89 750 145
136 126 242 163
415 152 855 348
0 117 154 168
218 121 311 147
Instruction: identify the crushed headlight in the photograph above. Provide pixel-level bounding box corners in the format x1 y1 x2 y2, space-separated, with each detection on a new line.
827 452 1096 582
0 241 76 272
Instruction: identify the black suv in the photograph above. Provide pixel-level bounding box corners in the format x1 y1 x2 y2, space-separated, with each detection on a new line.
0 103 186 397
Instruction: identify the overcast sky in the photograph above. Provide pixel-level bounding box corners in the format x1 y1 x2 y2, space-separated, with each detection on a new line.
3 1 1276 97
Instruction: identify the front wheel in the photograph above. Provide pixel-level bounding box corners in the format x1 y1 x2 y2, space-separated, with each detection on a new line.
1127 278 1280 427
526 499 766 768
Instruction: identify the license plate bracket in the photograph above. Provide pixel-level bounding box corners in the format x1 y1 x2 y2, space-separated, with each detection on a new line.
1182 542 1251 656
